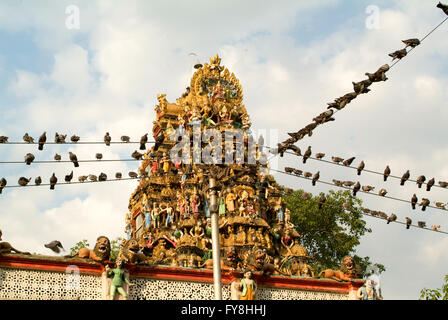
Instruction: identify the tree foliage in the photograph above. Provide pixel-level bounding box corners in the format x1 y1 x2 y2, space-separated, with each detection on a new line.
420 275 448 300
284 189 385 276
69 239 89 256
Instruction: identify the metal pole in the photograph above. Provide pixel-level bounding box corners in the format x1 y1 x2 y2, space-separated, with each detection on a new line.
209 177 222 300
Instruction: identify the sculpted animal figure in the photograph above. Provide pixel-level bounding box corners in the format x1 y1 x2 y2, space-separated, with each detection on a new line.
0 230 31 255
200 248 242 271
66 236 111 262
118 238 150 264
319 256 358 282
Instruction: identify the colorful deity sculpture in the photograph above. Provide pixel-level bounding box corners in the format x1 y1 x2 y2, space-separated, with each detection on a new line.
105 258 135 300
240 270 257 300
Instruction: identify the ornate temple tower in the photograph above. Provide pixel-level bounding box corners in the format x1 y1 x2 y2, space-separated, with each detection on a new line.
124 54 310 275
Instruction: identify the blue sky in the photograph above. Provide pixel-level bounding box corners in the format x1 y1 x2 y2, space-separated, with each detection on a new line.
1 0 448 300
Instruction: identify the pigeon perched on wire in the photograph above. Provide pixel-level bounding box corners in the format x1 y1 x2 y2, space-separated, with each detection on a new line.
426 178 435 191
0 178 7 194
286 145 301 156
387 214 397 224
88 175 98 182
312 171 320 186
416 175 426 188
389 48 407 61
23 133 34 144
405 217 412 229
69 152 79 168
18 177 31 186
362 185 375 192
365 64 389 82
411 194 418 210
418 221 426 228
115 172 122 179
44 241 65 254
435 202 446 210
379 188 388 197
438 181 448 188
333 179 343 187
129 171 138 178
71 135 80 143
25 153 35 165
343 181 355 187
303 146 312 164
38 132 46 150
420 198 430 211
332 157 344 164
140 133 148 150
353 79 372 94
104 132 111 146
54 133 67 143
293 169 303 176
50 173 57 190
95 153 103 160
35 176 42 186
353 182 361 196
402 38 420 48
0 136 8 143
437 2 448 16
357 161 365 176
304 172 312 178
99 173 107 182
54 154 62 161
121 136 131 143
78 175 88 182
65 171 73 183
383 166 391 181
315 153 325 159
132 151 144 160
343 157 355 167
400 170 410 186
285 167 294 174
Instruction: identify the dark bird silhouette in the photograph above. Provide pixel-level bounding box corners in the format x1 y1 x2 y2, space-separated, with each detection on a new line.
426 178 435 191
353 182 361 196
333 179 343 187
353 79 372 94
343 181 355 187
293 169 303 176
0 178 6 194
286 145 301 156
121 136 130 143
78 175 88 182
304 172 312 178
50 173 57 190
312 171 320 186
366 64 389 82
420 198 430 211
132 150 144 160
332 156 344 164
411 194 418 210
362 185 375 192
405 217 412 229
44 241 65 254
54 154 62 161
400 170 410 186
303 146 312 164
315 153 325 159
23 133 34 143
343 157 355 167
379 188 387 197
104 132 111 146
54 133 67 143
416 175 426 188
95 153 103 160
25 153 35 165
435 202 446 210
38 132 46 151
318 193 326 209
71 135 80 143
418 221 426 228
35 176 42 186
18 177 31 186
357 161 365 175
99 173 107 181
65 171 73 183
437 2 448 16
285 167 294 174
383 166 391 181
88 175 98 182
402 38 420 48
129 171 138 178
387 214 397 224
439 181 448 188
69 152 79 168
115 172 122 179
140 133 148 150
389 48 407 61
0 136 8 143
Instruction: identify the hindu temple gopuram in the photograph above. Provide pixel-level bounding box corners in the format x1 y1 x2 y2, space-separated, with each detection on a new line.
0 55 365 300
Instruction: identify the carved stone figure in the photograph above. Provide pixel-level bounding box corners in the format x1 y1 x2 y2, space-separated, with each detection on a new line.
240 270 257 300
0 230 31 255
118 238 150 264
67 236 111 262
105 258 134 300
319 256 359 281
